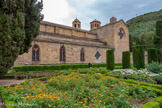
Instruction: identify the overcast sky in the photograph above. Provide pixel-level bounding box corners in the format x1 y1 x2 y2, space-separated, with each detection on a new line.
42 0 162 30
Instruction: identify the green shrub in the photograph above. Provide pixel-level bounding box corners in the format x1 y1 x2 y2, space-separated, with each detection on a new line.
140 102 160 108
4 101 15 108
152 75 162 84
99 68 107 74
146 62 162 74
87 70 95 74
122 51 130 69
132 45 145 69
154 97 162 108
106 50 115 70
148 48 158 64
79 69 88 74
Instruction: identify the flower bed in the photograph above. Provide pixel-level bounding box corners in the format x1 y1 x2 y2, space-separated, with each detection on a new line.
1 73 157 108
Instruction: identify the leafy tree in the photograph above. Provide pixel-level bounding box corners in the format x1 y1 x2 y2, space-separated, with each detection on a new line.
0 0 43 75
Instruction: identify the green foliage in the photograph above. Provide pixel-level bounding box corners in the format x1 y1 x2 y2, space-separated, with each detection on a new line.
106 50 115 70
140 102 160 108
122 51 130 69
157 50 162 63
0 0 43 75
132 45 145 69
152 75 162 84
146 62 162 74
154 20 162 50
148 48 158 63
154 97 162 108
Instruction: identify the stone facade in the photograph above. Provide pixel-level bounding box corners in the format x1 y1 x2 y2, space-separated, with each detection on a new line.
14 17 129 66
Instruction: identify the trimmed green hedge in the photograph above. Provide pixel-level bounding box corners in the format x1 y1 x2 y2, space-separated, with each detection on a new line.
148 48 158 64
133 45 145 69
154 97 162 108
121 79 162 96
140 102 160 108
106 50 115 70
122 51 130 69
13 63 123 73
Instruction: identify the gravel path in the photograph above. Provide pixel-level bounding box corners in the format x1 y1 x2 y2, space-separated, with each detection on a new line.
0 79 26 86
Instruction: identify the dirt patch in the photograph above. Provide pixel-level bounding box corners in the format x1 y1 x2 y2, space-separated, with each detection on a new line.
130 97 154 108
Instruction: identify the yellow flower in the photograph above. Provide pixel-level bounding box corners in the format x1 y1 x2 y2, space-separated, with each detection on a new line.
99 100 101 103
48 105 52 107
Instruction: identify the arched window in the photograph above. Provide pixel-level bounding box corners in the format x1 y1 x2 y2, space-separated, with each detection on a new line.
60 46 66 62
32 44 40 61
80 48 85 61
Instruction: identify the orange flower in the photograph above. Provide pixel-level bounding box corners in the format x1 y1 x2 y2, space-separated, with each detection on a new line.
104 102 106 104
99 100 101 103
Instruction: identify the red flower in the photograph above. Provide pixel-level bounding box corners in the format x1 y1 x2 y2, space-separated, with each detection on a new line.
111 84 117 87
118 82 121 84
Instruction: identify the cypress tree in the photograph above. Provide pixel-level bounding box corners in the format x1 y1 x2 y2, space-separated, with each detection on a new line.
147 48 158 64
106 50 115 70
0 0 43 75
154 20 162 50
132 45 145 69
154 20 162 63
122 51 130 69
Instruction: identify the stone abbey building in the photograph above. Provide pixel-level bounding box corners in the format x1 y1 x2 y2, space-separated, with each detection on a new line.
14 17 129 66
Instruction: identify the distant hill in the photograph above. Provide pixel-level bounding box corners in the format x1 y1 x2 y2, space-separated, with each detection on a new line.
126 9 162 38
126 9 162 49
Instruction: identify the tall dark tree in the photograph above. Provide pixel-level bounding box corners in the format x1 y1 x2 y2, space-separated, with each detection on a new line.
154 20 162 63
154 20 162 50
0 0 43 75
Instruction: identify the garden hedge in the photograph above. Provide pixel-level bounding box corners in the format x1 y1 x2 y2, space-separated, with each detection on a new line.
12 63 123 73
106 50 115 70
132 45 145 69
154 97 162 108
148 48 158 64
122 51 130 69
140 102 160 108
121 79 162 96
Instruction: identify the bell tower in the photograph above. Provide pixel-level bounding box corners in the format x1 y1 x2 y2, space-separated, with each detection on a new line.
72 18 81 29
90 19 101 30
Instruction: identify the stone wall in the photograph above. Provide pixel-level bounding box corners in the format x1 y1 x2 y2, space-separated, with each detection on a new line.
113 21 129 63
40 21 98 40
91 20 129 63
14 41 108 66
